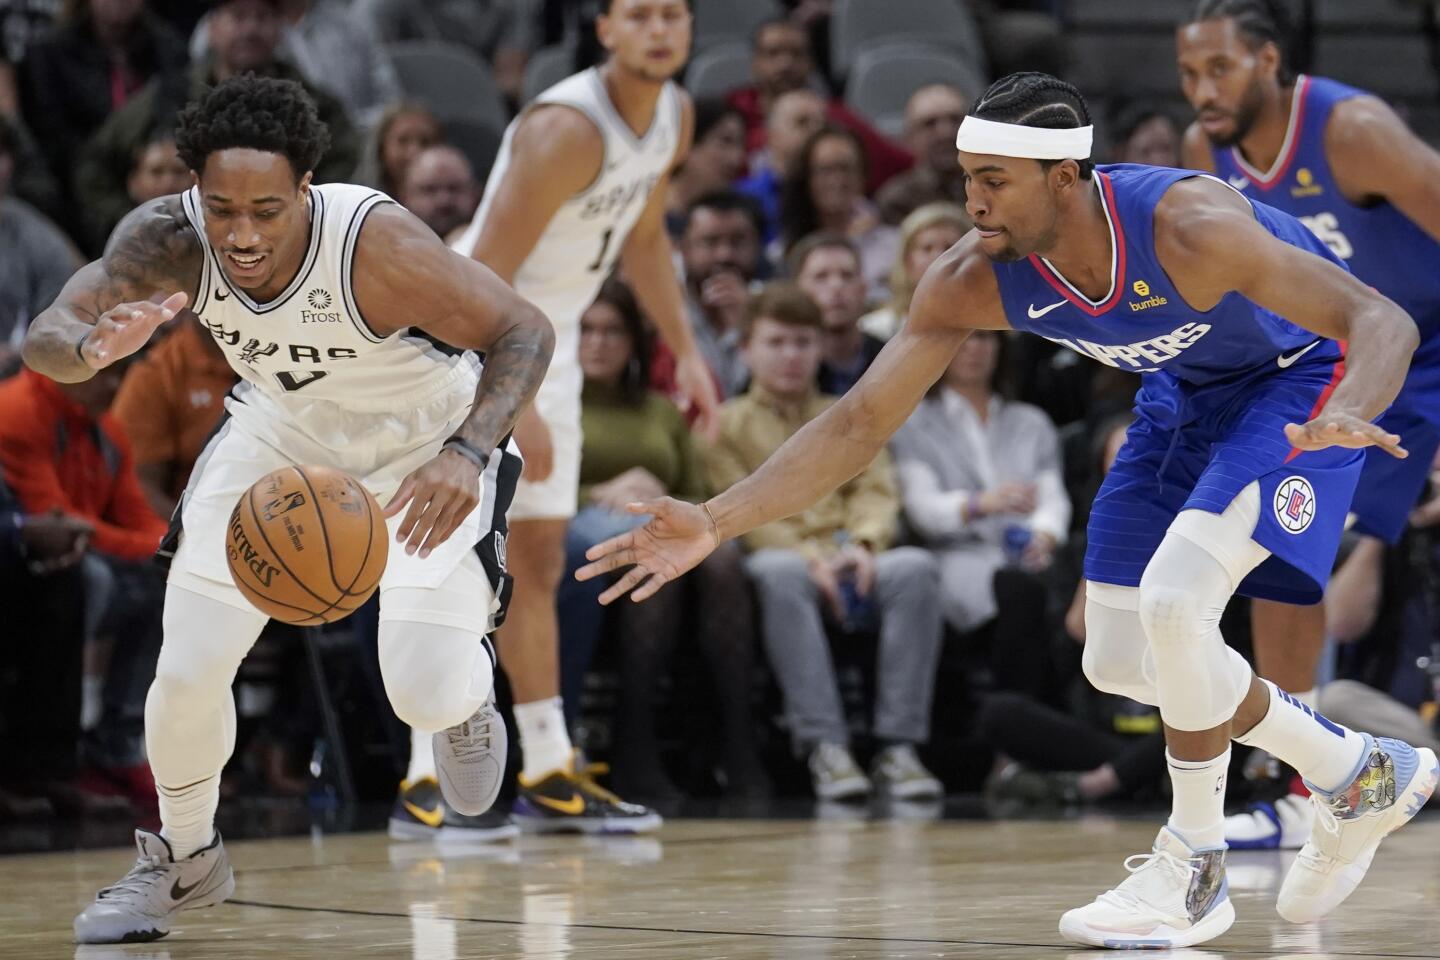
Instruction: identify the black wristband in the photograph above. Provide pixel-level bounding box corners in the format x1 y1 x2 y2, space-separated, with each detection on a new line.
442 435 488 469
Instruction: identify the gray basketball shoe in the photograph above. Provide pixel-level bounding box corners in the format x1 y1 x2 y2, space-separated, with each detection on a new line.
434 689 507 816
74 830 234 944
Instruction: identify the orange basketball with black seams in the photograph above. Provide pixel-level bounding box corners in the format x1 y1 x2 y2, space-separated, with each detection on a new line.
225 465 388 625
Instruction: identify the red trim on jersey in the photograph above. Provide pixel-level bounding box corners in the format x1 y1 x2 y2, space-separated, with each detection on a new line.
1284 338 1347 464
1028 173 1128 316
1231 76 1311 191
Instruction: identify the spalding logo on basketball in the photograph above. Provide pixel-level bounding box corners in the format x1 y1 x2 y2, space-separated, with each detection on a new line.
1273 475 1316 534
225 465 388 625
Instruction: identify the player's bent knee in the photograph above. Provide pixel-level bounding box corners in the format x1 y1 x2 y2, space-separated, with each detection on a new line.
1080 639 1156 703
1136 581 1201 651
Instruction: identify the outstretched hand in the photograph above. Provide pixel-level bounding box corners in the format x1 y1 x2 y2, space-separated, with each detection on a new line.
81 291 187 370
383 448 482 558
574 497 720 604
1285 412 1406 459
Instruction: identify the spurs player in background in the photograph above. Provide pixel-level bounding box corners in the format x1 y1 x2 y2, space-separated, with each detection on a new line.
23 75 552 944
439 0 718 833
579 73 1438 949
1176 0 1440 850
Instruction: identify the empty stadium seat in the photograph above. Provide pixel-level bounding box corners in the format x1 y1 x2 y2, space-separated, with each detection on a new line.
523 44 576 105
387 41 508 129
685 42 753 101
846 41 986 132
693 0 783 50
830 0 986 80
1312 35 1439 98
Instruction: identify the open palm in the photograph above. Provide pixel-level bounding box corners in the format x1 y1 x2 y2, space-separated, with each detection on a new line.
575 497 719 604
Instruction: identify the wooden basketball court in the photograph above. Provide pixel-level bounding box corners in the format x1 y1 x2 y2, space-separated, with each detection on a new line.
6 815 1438 958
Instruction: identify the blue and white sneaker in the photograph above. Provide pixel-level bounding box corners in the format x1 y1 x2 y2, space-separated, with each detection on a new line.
1225 793 1312 850
1277 736 1439 923
1058 826 1234 949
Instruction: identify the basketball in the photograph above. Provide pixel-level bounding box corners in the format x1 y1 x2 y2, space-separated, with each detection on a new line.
225 465 388 625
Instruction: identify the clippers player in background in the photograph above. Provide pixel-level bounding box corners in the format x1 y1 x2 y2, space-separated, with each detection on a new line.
438 0 718 834
23 75 552 944
578 73 1438 949
1177 0 1440 850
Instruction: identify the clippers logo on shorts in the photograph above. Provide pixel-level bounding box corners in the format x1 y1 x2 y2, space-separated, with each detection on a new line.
1274 476 1317 533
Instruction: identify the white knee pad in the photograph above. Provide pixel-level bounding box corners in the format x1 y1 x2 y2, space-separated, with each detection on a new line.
379 553 496 732
1138 493 1267 731
1081 582 1159 706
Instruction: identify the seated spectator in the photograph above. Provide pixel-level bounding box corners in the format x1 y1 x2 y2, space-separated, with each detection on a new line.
111 319 235 519
665 98 747 241
876 84 972 226
557 279 767 800
890 329 1070 640
356 0 535 107
0 361 168 806
705 282 944 801
125 129 190 206
779 126 899 301
861 202 969 342
74 0 358 254
726 18 911 194
1108 102 1182 167
19 0 187 198
0 116 82 377
680 190 764 398
353 100 443 198
789 233 882 396
0 2 61 67
397 143 479 245
0 474 111 818
737 87 824 244
0 94 65 223
191 0 401 129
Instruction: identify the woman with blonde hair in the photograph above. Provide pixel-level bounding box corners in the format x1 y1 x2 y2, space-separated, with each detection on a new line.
860 202 970 342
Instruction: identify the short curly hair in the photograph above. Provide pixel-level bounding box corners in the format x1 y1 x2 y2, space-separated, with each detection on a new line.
175 74 331 181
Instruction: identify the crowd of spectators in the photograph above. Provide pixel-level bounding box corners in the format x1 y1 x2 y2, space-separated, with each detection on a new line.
1 0 1437 822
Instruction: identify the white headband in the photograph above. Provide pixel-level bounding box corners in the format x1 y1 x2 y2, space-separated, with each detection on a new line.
955 115 1093 160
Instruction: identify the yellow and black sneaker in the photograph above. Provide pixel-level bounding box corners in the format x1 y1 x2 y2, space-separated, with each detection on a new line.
388 777 519 842
514 757 662 834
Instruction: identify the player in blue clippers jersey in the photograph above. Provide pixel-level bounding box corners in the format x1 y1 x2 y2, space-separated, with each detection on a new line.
1177 0 1440 851
574 72 1435 950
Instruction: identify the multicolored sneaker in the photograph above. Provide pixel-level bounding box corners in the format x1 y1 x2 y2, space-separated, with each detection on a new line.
388 777 518 842
1058 826 1234 949
73 830 234 944
1277 736 1439 923
514 756 662 835
1225 793 1312 850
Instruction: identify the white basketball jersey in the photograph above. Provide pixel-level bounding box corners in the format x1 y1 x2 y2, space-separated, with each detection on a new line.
181 183 478 411
453 68 683 408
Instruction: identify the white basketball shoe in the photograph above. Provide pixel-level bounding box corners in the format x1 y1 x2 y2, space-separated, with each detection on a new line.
1277 735 1438 923
1225 792 1313 849
1059 826 1234 949
74 830 234 943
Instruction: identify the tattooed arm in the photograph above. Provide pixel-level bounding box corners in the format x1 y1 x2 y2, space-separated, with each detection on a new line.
23 196 202 383
352 203 555 556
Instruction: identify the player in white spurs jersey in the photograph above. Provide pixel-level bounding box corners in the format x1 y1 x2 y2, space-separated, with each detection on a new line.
22 75 553 944
447 0 718 832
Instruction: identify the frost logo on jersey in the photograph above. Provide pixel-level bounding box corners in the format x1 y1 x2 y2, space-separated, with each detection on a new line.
1045 322 1211 372
301 287 342 324
239 338 280 365
1273 475 1317 534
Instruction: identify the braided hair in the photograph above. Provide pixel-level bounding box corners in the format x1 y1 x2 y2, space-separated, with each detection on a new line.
1189 0 1296 85
969 72 1095 180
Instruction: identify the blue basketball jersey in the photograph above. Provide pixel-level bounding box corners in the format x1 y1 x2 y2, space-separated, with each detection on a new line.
993 164 1345 427
1212 75 1440 336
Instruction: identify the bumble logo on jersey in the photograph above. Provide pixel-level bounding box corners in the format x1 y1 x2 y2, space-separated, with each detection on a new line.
1291 167 1324 198
1128 278 1169 313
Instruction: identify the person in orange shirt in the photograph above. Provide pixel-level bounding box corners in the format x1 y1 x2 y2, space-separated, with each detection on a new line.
113 319 237 519
0 359 168 805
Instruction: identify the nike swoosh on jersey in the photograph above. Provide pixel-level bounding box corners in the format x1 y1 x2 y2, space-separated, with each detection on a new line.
533 792 586 816
1277 340 1322 368
1228 175 1251 190
403 799 445 828
1028 300 1068 319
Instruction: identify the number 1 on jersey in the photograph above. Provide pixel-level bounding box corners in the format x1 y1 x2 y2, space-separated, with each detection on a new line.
588 227 614 273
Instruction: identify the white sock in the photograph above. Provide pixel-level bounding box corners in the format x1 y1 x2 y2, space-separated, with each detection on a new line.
1166 747 1229 850
80 675 103 731
407 726 437 784
1291 686 1318 709
514 696 572 780
158 776 219 860
1235 680 1367 794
